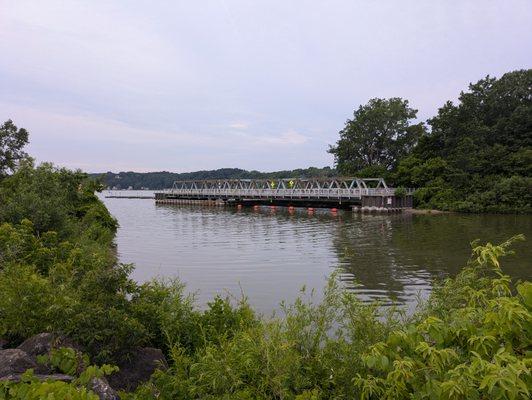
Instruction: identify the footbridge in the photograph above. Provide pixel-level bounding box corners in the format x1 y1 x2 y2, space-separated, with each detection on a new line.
155 177 413 210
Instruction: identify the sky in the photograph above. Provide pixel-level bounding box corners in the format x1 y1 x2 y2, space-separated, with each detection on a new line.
1 1 531 173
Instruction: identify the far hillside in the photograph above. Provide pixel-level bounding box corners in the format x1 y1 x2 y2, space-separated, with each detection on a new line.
90 167 337 190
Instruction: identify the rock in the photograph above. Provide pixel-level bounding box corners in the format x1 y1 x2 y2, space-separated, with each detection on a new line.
0 349 38 377
16 333 85 374
0 373 74 383
108 347 167 391
88 377 120 400
0 338 7 350
17 333 82 358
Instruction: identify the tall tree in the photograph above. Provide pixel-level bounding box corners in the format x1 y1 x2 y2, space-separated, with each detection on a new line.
329 98 425 175
0 119 29 177
414 69 532 177
396 69 532 212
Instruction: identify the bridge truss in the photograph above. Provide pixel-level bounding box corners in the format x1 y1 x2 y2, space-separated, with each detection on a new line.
162 177 400 202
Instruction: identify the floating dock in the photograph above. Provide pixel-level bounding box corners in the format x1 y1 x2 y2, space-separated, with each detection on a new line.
155 178 413 211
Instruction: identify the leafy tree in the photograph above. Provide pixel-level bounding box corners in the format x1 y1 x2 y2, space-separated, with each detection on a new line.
396 69 532 212
0 119 29 177
329 98 425 175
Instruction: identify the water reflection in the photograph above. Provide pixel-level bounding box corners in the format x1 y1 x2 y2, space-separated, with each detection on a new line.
334 214 421 305
101 192 531 313
334 213 530 307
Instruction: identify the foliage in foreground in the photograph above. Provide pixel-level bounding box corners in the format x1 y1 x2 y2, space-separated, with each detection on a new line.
0 359 117 400
119 236 530 400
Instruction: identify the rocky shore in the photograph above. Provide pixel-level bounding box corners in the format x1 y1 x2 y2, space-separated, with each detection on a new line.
0 333 167 399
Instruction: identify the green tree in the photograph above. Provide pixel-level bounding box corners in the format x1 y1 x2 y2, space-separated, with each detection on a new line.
414 69 531 176
0 119 29 177
396 69 532 212
329 98 425 175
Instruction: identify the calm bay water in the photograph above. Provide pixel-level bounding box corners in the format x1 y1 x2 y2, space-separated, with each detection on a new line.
101 191 531 313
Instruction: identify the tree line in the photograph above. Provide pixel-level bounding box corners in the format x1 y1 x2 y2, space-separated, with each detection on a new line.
90 167 337 191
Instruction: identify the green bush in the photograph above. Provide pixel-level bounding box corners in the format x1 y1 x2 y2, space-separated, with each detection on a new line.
0 363 118 400
37 347 89 376
393 187 406 198
0 163 146 363
0 262 72 341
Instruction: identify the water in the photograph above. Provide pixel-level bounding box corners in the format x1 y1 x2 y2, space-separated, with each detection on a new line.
101 191 531 313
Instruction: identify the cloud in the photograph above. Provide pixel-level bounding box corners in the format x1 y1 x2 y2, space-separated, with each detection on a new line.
229 122 249 129
255 130 308 145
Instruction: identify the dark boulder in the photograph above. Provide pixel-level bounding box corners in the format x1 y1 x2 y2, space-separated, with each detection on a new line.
17 333 82 358
88 377 120 400
0 338 7 350
108 347 167 391
0 349 38 377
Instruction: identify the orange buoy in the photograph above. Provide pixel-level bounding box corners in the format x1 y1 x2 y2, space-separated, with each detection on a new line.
307 207 314 212
331 208 338 212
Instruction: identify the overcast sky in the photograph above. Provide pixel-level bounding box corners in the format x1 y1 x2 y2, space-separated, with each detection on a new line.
1 1 531 172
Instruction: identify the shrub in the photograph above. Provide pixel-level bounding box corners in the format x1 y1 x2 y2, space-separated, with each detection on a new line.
394 187 407 197
0 363 118 400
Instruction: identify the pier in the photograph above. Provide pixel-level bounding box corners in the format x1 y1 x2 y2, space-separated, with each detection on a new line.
155 177 413 211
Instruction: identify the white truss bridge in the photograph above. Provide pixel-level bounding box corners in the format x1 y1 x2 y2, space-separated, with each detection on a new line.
157 177 411 202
